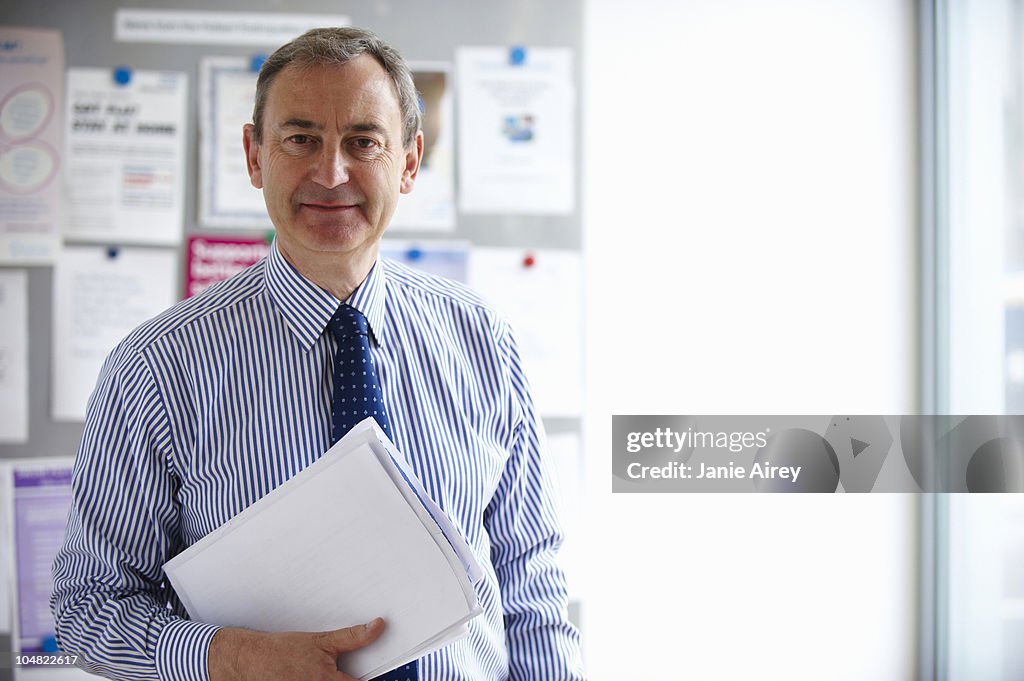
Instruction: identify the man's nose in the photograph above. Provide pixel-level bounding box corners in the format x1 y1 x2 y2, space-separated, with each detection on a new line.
312 147 349 188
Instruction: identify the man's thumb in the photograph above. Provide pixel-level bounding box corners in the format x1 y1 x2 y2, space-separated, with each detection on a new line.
323 618 385 653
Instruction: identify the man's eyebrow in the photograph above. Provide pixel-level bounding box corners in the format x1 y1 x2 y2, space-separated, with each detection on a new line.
279 118 322 130
275 120 389 136
349 122 387 134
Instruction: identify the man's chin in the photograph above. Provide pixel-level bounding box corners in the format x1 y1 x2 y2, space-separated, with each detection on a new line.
303 227 382 257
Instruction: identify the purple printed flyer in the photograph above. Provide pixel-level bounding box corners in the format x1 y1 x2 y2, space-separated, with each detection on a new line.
10 462 73 656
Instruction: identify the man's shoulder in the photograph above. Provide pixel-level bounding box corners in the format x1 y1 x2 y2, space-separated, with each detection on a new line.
380 258 515 344
382 258 495 317
121 259 267 353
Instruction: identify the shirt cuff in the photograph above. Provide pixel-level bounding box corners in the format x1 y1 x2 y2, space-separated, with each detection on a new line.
155 619 221 681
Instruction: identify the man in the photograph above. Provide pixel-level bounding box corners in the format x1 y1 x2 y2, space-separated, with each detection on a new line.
51 26 584 681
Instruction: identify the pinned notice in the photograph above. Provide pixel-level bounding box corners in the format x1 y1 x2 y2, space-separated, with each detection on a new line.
63 68 187 245
0 27 63 263
115 9 350 46
390 65 455 231
0 270 28 442
456 47 575 215
185 234 271 297
198 56 267 228
52 245 176 421
469 247 582 417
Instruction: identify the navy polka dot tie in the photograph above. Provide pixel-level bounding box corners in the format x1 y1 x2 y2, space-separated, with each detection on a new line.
328 303 393 444
328 305 418 681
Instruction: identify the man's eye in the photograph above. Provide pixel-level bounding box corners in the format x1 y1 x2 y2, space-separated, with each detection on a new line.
353 138 378 150
287 135 311 144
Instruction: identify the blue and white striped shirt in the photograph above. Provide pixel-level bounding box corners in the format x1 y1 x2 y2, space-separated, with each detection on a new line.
51 242 584 681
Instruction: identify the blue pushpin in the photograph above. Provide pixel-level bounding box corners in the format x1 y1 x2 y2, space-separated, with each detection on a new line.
41 634 59 653
509 46 527 66
113 66 132 86
407 247 422 261
107 246 120 259
250 54 267 73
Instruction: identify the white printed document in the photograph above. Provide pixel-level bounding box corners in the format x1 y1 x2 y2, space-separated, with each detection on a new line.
163 419 482 680
390 64 455 231
63 68 187 245
456 47 575 215
51 245 177 421
0 27 64 263
198 56 268 228
469 247 583 417
0 270 28 442
380 239 469 283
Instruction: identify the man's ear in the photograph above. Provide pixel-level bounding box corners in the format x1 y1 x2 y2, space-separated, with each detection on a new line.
399 130 424 194
242 123 263 189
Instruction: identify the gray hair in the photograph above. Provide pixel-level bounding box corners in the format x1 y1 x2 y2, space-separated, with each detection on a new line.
252 26 421 148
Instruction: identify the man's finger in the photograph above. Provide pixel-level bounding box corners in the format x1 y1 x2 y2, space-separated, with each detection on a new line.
316 618 386 654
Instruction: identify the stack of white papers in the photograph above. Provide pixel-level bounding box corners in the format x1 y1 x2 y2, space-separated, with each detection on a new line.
163 419 483 680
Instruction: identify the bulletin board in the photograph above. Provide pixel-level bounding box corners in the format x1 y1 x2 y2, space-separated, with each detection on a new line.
0 0 584 676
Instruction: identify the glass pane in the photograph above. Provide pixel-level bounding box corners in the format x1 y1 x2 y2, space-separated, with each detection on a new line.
943 0 1024 679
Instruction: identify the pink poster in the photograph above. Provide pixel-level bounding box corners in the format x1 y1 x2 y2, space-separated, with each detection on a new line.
185 234 270 298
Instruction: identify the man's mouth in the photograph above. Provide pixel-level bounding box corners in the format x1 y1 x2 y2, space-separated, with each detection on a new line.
300 202 358 213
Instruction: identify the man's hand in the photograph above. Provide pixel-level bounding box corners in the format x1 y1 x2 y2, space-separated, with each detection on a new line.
208 618 385 681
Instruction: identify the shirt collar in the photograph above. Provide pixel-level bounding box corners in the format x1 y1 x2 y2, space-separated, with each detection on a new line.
264 240 388 352
345 252 387 347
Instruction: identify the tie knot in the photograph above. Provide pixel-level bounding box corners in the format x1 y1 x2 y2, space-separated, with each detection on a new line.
328 303 369 340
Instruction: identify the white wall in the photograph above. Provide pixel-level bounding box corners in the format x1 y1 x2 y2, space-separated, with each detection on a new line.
581 1 918 679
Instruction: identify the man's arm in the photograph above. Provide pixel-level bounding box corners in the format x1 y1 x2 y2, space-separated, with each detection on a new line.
51 344 390 681
485 327 586 681
51 344 221 680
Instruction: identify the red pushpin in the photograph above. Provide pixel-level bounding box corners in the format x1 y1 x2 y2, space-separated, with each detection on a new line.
522 252 536 268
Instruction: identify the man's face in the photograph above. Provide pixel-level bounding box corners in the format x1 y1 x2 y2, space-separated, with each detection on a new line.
243 56 421 268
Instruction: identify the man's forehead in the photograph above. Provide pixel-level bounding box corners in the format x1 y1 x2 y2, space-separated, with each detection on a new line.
271 57 395 103
263 58 402 129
